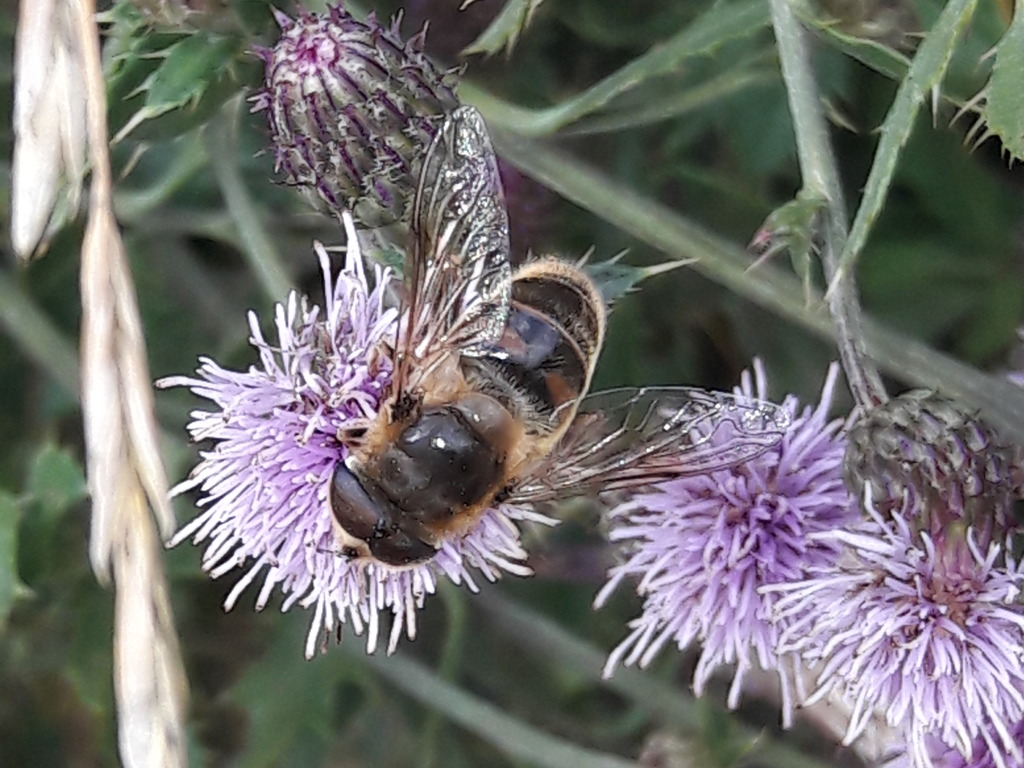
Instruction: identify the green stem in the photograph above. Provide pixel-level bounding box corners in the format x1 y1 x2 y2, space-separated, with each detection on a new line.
830 0 979 287
476 593 834 768
0 269 81 400
460 0 769 136
769 0 887 409
562 65 777 137
477 124 1024 445
417 584 469 768
206 99 295 300
351 646 640 768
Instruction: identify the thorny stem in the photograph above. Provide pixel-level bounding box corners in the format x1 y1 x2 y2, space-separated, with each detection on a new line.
768 0 887 411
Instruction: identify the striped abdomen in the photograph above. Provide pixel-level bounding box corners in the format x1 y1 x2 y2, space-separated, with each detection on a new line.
463 259 606 440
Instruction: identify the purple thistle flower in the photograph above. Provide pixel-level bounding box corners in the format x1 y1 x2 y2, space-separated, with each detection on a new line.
895 719 1024 768
251 4 460 226
1008 328 1024 389
160 217 552 657
769 498 1024 768
594 361 857 726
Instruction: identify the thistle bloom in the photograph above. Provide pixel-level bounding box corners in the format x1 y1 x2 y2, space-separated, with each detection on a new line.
899 720 1024 768
770 498 1024 768
595 361 856 726
161 217 550 658
1009 329 1024 389
252 4 459 226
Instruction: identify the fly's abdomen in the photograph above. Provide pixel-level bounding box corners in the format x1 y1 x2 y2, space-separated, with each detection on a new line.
465 259 605 436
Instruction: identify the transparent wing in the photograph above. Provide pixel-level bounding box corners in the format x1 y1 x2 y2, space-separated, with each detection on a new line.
391 106 512 399
508 387 791 503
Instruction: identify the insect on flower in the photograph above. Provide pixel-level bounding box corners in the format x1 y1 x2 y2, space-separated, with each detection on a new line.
330 105 793 566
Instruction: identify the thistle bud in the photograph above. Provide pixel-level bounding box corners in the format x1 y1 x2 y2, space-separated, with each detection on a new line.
252 4 460 226
844 389 1023 533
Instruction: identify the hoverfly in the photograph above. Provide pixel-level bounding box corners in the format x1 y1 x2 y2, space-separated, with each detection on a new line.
330 106 789 566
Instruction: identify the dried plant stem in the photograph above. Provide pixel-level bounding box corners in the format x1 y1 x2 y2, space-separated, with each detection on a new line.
112 486 189 766
11 0 87 259
74 0 188 764
769 0 887 411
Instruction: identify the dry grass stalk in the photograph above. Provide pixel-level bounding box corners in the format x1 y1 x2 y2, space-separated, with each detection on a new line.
67 0 190 763
11 0 87 259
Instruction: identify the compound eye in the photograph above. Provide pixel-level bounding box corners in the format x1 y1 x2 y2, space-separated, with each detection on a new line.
369 529 437 566
329 463 384 541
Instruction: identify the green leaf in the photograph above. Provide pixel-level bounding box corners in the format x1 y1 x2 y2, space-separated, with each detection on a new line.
831 0 980 286
565 62 777 136
27 444 87 518
144 34 238 110
103 3 183 103
0 491 27 629
463 0 547 56
228 616 342 768
804 17 913 82
749 193 827 304
585 258 689 303
96 0 148 28
975 3 1024 161
461 0 769 136
114 32 241 141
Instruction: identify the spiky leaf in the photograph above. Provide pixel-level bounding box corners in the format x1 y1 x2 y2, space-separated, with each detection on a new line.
585 258 688 303
114 31 241 141
976 3 1024 161
463 0 547 56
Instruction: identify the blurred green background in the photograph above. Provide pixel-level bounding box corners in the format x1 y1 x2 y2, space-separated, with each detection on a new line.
1 0 1023 765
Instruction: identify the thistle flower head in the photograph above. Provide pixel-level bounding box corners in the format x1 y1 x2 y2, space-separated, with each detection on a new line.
251 4 460 225
595 361 857 726
770 499 1024 768
900 719 1024 768
844 390 1022 534
161 217 550 657
1009 329 1024 390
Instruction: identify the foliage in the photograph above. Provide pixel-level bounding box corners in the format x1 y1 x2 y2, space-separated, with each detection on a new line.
2 0 1024 766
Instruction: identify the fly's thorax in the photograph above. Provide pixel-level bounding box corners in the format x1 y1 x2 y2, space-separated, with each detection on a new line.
350 392 519 538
